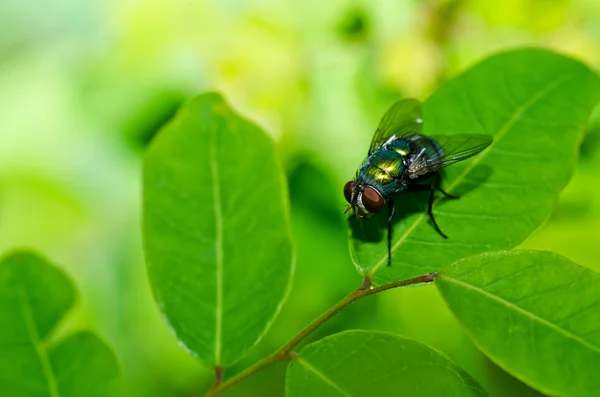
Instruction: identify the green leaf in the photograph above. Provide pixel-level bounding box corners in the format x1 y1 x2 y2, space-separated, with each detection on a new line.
436 250 600 397
286 330 488 397
349 48 600 285
143 92 294 367
0 250 119 397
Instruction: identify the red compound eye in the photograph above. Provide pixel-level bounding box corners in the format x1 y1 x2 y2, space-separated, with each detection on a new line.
344 181 354 203
362 186 384 213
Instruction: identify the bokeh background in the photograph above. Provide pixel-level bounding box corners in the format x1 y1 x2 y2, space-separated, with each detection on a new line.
2 0 600 396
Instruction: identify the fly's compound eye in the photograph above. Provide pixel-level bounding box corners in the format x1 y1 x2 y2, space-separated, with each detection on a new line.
344 181 354 204
362 186 384 213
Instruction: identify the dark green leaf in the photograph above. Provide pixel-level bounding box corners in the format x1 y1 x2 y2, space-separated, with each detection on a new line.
0 250 119 397
286 330 488 396
349 48 600 285
143 92 294 366
437 250 600 396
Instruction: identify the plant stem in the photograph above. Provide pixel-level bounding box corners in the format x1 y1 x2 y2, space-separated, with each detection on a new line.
206 272 437 396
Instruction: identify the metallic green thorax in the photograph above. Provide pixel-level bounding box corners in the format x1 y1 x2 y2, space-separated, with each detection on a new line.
356 135 444 199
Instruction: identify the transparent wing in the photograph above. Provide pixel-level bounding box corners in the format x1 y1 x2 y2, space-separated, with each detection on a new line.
408 134 493 178
368 98 423 155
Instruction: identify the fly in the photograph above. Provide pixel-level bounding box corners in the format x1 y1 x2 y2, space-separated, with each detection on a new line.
344 98 492 267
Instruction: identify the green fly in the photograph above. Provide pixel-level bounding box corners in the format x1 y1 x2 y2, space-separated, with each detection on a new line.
344 99 492 267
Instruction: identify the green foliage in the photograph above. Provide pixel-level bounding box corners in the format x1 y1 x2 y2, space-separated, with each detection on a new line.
143 93 294 367
5 0 600 395
350 48 600 285
0 251 119 397
139 48 600 397
437 250 600 397
286 330 487 397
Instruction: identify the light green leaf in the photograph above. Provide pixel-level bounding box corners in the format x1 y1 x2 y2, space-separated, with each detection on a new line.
436 250 600 397
143 92 294 367
0 250 119 397
349 48 600 285
286 330 488 397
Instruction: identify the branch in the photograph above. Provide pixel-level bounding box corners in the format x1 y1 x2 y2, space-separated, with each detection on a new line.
206 272 437 396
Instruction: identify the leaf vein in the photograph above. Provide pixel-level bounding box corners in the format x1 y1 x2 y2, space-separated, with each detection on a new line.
296 357 353 397
441 275 600 354
209 122 224 365
406 237 489 249
18 289 60 397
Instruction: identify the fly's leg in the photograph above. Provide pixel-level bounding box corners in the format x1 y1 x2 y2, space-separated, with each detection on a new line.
435 174 459 199
387 199 395 266
437 186 459 199
428 174 448 239
408 174 449 238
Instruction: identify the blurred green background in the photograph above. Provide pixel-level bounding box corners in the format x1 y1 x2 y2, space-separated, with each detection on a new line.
1 0 600 396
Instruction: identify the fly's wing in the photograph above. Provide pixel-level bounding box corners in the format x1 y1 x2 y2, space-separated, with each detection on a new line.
368 98 423 155
408 134 493 178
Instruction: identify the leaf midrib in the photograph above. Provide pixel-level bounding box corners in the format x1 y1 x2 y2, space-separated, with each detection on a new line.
440 275 600 355
209 124 224 365
296 357 353 397
18 289 60 397
366 74 575 278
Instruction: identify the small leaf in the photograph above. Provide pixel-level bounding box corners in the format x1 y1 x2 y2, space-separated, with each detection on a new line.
436 250 600 397
350 48 600 285
286 330 488 397
143 92 294 366
0 250 119 397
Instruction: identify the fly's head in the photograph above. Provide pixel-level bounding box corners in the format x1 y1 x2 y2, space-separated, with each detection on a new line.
343 180 385 219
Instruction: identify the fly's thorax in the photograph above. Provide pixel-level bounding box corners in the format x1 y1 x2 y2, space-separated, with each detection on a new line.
363 148 407 185
349 141 412 218
355 152 406 200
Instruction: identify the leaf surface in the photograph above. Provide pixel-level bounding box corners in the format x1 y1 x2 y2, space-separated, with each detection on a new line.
143 93 294 366
0 251 119 397
437 250 600 397
286 330 487 397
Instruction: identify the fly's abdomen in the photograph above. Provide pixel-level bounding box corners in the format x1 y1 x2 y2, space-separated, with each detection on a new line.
403 135 445 178
409 135 444 159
